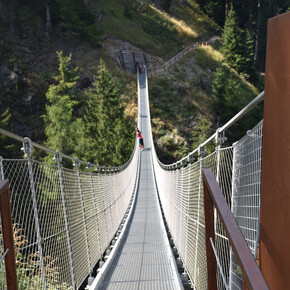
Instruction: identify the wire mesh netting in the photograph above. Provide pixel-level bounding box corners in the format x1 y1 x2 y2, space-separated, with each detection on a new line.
229 121 263 290
155 149 230 288
153 120 263 290
0 146 139 289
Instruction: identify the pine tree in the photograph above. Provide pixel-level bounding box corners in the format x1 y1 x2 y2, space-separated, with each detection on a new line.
211 64 229 115
223 74 241 120
84 60 134 166
44 51 81 156
241 29 255 80
221 7 244 72
211 64 241 123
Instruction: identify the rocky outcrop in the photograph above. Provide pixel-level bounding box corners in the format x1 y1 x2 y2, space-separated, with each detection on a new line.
0 64 19 87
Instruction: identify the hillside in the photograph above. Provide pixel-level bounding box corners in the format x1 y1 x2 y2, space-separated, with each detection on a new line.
149 43 263 163
1 0 281 164
0 0 217 148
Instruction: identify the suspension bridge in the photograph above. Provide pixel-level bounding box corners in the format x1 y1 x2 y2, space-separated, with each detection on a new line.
1 12 290 290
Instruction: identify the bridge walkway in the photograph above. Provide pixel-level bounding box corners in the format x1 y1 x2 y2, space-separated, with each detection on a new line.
100 73 182 289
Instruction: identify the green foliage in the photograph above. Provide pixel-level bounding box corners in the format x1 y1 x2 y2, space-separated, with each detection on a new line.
190 113 213 149
0 223 72 289
44 51 81 157
195 0 225 26
211 64 230 115
123 3 133 19
211 62 262 143
241 29 255 80
44 53 134 166
48 0 102 45
211 64 243 121
221 8 244 72
82 60 134 166
140 8 180 45
220 7 256 79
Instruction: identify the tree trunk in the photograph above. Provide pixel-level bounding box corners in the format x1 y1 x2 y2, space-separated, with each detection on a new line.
254 0 261 62
45 1 52 32
84 0 89 8
248 0 254 33
225 0 229 20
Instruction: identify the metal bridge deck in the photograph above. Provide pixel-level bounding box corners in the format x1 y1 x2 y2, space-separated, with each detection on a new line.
101 73 182 289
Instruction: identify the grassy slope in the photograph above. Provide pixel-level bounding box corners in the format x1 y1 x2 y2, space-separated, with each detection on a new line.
95 0 218 57
149 44 262 163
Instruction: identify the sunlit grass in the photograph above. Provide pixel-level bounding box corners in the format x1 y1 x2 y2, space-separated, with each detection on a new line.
202 46 258 94
150 5 199 38
200 46 224 62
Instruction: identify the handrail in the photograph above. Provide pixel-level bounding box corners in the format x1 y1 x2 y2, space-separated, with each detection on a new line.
0 127 92 165
148 40 214 76
202 169 268 290
158 90 264 169
0 180 18 290
0 127 137 172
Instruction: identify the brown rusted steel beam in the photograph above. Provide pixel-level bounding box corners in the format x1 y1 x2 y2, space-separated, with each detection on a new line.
0 180 18 290
202 176 217 290
202 169 269 290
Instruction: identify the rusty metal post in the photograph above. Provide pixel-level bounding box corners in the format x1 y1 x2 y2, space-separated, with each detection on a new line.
203 168 269 290
202 176 217 290
0 180 18 290
260 11 290 289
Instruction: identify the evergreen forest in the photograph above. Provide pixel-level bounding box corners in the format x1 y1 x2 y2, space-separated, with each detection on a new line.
0 0 289 165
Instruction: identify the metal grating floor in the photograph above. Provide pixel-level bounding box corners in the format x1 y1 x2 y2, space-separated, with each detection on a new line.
101 73 182 289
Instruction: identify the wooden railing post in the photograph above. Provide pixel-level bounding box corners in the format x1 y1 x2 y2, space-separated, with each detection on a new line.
0 180 18 290
203 177 218 290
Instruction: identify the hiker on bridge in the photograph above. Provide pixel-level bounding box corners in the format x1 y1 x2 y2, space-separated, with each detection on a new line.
136 62 143 74
136 128 144 151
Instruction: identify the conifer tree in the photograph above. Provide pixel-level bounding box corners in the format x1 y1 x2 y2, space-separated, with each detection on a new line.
84 60 134 166
44 51 81 155
211 64 241 122
211 64 229 115
241 29 255 80
221 7 244 72
190 113 212 150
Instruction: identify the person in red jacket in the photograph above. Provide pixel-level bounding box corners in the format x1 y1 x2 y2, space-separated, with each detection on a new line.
135 128 144 151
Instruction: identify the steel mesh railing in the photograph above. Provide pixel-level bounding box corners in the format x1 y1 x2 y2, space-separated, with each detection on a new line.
0 66 265 289
0 142 139 289
229 120 263 289
152 124 263 290
146 67 265 288
152 146 234 289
